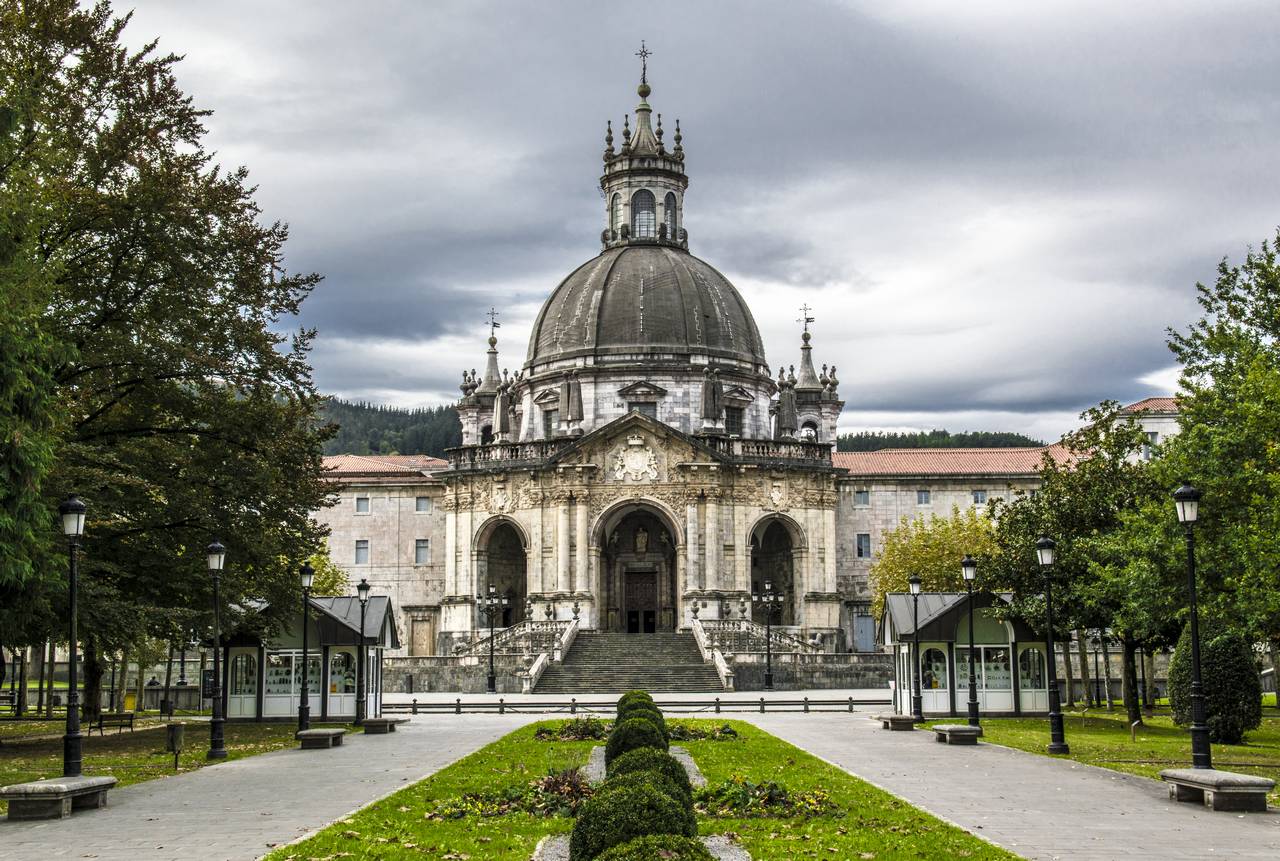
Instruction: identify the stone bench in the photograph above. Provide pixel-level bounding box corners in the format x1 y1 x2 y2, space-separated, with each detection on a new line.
1 775 118 821
1160 768 1274 813
876 713 916 731
932 724 983 745
361 717 409 735
297 728 346 749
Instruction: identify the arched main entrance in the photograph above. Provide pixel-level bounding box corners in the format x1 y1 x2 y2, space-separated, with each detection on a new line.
599 505 678 633
477 519 527 627
750 518 799 626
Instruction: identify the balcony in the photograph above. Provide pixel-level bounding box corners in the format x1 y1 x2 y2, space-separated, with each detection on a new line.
445 435 832 473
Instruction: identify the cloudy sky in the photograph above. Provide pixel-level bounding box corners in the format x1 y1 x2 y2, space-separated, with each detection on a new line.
123 1 1280 442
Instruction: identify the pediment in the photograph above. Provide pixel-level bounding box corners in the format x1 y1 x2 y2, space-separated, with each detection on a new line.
722 385 755 404
617 380 668 399
533 388 561 406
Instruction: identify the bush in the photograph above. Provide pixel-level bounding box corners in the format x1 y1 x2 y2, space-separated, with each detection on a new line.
569 782 697 861
595 834 715 861
600 769 692 812
606 747 692 804
534 717 611 741
617 690 655 711
616 704 668 742
668 722 738 742
605 717 668 766
1168 622 1262 744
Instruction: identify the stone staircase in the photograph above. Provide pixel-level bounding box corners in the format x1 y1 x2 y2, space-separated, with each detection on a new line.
534 631 725 694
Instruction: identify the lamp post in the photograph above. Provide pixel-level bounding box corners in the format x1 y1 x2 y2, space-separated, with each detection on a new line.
355 578 371 725
477 585 509 694
908 574 924 723
298 561 314 732
751 581 785 690
206 540 228 759
1091 636 1103 705
1036 536 1069 754
1137 645 1148 711
58 494 87 777
1174 481 1211 769
961 554 980 727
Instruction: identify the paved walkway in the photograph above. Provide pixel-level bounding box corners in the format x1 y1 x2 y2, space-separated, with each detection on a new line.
0 715 537 861
741 712 1280 861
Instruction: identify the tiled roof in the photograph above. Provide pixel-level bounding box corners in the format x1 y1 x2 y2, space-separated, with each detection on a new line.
323 454 448 476
1121 397 1180 414
834 443 1075 478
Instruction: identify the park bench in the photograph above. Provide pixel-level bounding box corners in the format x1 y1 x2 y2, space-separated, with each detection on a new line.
296 728 346 750
932 724 982 745
360 717 409 735
1160 768 1274 813
94 712 135 735
875 713 916 731
0 775 118 821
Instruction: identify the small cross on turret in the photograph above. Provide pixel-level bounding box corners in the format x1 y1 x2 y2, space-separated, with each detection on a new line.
636 41 652 84
797 303 814 333
485 307 501 338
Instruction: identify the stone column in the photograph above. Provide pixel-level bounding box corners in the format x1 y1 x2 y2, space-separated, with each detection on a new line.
574 493 589 593
734 499 751 594
556 497 571 593
444 505 458 595
529 500 544 593
460 506 474 598
704 493 719 592
685 501 700 591
824 504 838 592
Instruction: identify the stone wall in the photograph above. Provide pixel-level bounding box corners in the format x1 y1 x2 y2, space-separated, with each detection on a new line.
382 654 530 694
728 651 892 692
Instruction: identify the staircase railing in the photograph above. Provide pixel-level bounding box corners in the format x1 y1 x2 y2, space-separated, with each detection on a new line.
700 619 822 655
522 652 550 694
456 619 570 657
691 617 736 691
554 617 580 663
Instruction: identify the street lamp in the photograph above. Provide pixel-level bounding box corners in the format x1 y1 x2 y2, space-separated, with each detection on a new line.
477 585 509 694
1173 480 1211 769
299 561 315 732
206 540 228 759
908 574 924 723
1036 536 1069 754
355 578 371 725
751 581 785 690
961 554 980 727
58 494 87 777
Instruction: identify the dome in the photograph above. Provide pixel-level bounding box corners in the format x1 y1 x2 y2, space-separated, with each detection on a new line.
525 245 768 372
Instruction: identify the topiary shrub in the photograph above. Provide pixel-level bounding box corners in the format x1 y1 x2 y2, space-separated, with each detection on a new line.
569 782 697 861
604 717 668 766
616 704 668 741
617 690 655 711
1168 622 1262 744
600 768 693 813
606 747 692 804
595 834 715 861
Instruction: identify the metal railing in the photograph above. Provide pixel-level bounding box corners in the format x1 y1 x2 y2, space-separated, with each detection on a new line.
384 694 891 716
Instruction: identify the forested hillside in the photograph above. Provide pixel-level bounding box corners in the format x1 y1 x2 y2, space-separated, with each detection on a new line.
836 429 1044 452
322 399 462 456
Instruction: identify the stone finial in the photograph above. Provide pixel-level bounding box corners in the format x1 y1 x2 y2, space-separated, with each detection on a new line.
604 119 614 162
621 114 631 148
673 118 683 158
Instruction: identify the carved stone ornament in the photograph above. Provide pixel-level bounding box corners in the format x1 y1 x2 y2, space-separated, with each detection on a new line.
612 435 659 482
490 485 510 514
768 482 787 511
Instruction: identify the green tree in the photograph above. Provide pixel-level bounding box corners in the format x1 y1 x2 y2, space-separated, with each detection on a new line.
837 429 1043 452
869 506 998 619
306 543 349 597
1 1 335 712
1167 622 1262 744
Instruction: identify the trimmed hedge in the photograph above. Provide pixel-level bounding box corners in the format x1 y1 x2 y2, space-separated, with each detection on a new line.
568 782 697 861
1168 622 1262 744
617 690 655 711
604 717 668 765
616 704 668 742
595 834 715 861
600 770 694 814
606 747 692 804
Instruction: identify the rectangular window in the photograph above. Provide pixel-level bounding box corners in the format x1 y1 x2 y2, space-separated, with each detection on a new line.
354 539 370 565
414 538 431 565
916 489 931 505
972 490 988 505
1142 431 1159 460
853 489 870 506
628 401 658 419
354 496 370 514
542 408 559 438
856 533 872 558
724 406 744 436
415 496 432 513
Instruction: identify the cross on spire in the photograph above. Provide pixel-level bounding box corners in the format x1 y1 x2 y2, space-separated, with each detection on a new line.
636 41 652 84
797 304 814 333
485 307 501 337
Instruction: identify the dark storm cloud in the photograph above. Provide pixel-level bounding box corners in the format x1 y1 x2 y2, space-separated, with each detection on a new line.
120 0 1280 429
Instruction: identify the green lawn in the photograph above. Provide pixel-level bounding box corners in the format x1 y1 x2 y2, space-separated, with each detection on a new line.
266 719 1018 861
937 711 1280 804
0 720 356 813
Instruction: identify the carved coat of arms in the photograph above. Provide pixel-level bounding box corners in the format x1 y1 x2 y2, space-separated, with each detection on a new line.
613 435 659 482
490 486 510 513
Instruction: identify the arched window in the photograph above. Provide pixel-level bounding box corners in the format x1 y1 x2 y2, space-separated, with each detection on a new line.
631 190 656 238
800 421 819 442
664 192 677 239
610 193 622 233
921 648 948 689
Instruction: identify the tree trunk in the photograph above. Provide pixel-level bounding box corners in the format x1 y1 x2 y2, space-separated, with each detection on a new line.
82 637 103 722
16 647 28 716
1062 631 1076 707
163 643 174 716
1143 649 1157 713
1076 628 1093 707
135 653 145 713
34 641 47 714
1100 635 1115 711
1121 635 1142 725
45 640 56 718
